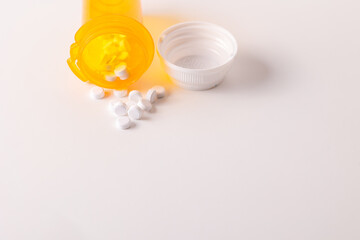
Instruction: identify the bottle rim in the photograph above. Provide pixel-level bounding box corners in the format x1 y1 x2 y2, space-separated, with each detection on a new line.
68 15 154 89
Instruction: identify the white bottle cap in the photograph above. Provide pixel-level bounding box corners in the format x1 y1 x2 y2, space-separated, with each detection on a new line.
158 22 238 91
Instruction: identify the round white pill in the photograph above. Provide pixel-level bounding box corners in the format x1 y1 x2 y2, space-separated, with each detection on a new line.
111 101 127 116
152 86 166 98
105 74 117 82
114 89 128 98
116 116 131 130
146 89 157 103
126 100 136 108
128 105 143 120
115 66 130 80
91 86 105 99
128 90 142 103
138 99 152 112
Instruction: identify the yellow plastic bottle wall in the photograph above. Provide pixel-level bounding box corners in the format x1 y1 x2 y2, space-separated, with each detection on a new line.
83 0 143 23
68 0 154 90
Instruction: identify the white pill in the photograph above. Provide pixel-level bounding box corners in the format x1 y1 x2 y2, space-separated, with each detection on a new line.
114 89 128 98
128 105 143 120
128 90 142 103
138 99 152 112
116 116 131 130
146 89 157 103
111 101 127 116
115 66 130 80
105 74 117 82
91 86 105 99
152 86 166 98
126 100 136 108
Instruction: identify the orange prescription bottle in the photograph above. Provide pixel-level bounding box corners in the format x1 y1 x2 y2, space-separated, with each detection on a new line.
67 0 154 90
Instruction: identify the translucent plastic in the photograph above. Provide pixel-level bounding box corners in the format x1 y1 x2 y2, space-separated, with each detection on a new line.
158 22 238 90
68 0 154 90
83 0 143 24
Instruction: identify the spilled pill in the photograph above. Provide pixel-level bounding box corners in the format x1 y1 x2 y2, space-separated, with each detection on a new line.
114 89 128 98
152 86 166 98
91 87 105 99
138 99 152 112
128 90 142 103
126 100 136 108
88 84 166 129
128 105 143 120
146 89 157 103
111 101 127 116
116 116 131 130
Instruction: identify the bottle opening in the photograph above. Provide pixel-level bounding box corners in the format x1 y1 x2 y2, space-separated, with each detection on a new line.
79 32 149 86
68 15 154 89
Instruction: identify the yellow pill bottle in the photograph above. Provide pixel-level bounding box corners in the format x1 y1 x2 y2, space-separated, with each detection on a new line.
67 0 154 90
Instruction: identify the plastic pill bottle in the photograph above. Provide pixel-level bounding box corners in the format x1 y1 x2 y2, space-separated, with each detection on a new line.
67 0 154 90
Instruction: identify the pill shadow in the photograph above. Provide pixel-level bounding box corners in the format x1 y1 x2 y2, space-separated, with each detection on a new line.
130 121 137 129
139 113 151 121
149 105 157 114
218 53 272 92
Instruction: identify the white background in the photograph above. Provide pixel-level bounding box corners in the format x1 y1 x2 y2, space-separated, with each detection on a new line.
0 0 360 239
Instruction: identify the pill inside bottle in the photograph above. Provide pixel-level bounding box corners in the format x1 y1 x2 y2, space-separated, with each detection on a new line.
82 34 141 81
68 0 154 90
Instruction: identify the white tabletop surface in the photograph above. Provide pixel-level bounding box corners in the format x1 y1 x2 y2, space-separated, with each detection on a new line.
1 0 359 239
